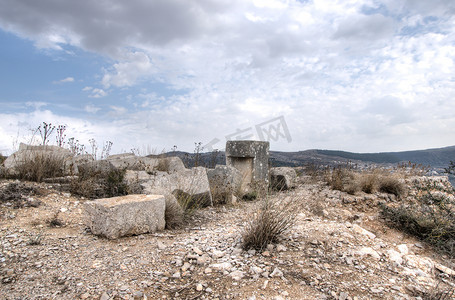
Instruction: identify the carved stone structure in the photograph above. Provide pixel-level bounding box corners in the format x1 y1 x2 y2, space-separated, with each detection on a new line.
225 140 269 195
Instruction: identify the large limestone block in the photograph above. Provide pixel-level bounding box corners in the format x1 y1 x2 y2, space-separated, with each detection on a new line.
207 165 242 204
107 153 158 172
84 194 165 239
124 167 213 207
270 167 297 190
4 143 74 174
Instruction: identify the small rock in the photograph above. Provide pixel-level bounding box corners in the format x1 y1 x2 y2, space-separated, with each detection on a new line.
262 251 270 257
387 249 403 265
196 283 203 291
193 247 203 255
100 292 110 300
133 291 144 299
270 267 283 278
212 250 225 258
352 224 376 239
157 241 166 250
181 262 192 272
276 244 287 252
230 270 245 281
172 272 181 278
250 265 263 274
339 291 348 300
247 249 256 256
397 244 408 255
357 247 380 260
210 262 232 271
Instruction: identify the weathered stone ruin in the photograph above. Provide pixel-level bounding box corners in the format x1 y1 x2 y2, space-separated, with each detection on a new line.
207 165 242 204
225 140 270 196
270 167 297 190
84 194 165 239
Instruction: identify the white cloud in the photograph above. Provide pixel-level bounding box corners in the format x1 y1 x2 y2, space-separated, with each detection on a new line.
82 87 107 98
0 0 455 152
52 76 74 84
102 51 155 88
84 104 101 114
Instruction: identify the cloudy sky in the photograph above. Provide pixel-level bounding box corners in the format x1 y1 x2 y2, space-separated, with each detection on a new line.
0 0 454 155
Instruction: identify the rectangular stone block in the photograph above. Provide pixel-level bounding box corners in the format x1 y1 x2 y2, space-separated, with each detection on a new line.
84 194 165 239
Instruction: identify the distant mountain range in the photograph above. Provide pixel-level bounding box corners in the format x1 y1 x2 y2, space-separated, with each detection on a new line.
162 145 455 169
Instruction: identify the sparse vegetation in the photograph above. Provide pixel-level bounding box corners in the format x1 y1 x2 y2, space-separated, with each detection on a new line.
172 189 211 214
412 279 455 300
14 152 66 182
380 178 455 257
155 157 170 172
444 161 455 176
325 165 406 198
27 232 43 246
377 175 405 197
69 163 128 199
48 211 64 228
242 196 298 251
164 195 184 229
0 182 42 208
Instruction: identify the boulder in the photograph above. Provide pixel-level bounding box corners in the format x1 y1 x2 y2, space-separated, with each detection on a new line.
163 156 186 173
84 194 165 239
207 165 242 204
124 167 213 208
107 153 158 172
106 153 186 174
270 167 297 190
4 143 75 176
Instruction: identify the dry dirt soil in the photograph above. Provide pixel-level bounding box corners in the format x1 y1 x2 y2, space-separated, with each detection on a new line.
1 177 454 300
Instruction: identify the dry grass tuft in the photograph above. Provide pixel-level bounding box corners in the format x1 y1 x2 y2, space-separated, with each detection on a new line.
242 196 299 251
155 157 171 172
164 195 184 229
377 175 406 197
47 211 65 228
325 166 406 198
14 152 65 182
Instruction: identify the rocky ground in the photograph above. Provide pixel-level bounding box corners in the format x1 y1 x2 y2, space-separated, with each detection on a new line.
1 176 455 300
